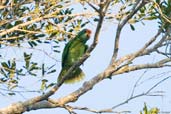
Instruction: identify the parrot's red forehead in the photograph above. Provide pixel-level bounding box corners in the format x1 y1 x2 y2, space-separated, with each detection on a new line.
86 29 92 35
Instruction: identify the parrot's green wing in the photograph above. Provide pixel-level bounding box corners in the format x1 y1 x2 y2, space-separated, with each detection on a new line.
84 45 88 53
61 39 73 67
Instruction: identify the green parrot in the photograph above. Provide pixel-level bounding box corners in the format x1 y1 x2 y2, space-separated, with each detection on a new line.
57 29 92 84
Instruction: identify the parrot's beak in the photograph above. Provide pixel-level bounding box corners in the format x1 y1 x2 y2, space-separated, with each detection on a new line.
86 29 92 38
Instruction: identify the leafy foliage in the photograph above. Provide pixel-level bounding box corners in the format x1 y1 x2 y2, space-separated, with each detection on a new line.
155 0 171 32
0 59 17 90
0 0 90 92
139 103 159 114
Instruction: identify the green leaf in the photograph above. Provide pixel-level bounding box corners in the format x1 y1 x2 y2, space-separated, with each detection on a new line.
9 71 15 79
143 103 148 114
0 69 7 78
54 50 60 53
0 78 7 83
41 79 48 91
47 69 56 74
53 45 60 48
36 34 45 37
81 21 89 28
7 60 11 66
143 16 157 20
37 40 42 43
1 62 9 69
14 20 23 25
10 79 18 84
31 41 37 46
156 0 160 4
44 41 50 44
24 52 32 69
50 32 58 38
42 64 45 76
47 83 55 89
29 72 37 76
28 41 34 47
16 69 25 76
41 81 46 91
130 24 135 31
94 18 99 22
11 60 16 70
28 41 37 47
8 92 16 96
57 5 63 8
6 23 13 29
29 62 39 71
54 40 59 44
149 108 159 114
29 66 39 71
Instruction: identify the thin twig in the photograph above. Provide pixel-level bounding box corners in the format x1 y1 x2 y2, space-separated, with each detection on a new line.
65 105 131 114
146 76 171 93
87 2 99 13
130 69 148 97
111 0 146 62
112 76 170 109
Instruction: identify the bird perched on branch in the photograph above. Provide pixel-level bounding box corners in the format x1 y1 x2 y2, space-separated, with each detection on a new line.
57 29 92 84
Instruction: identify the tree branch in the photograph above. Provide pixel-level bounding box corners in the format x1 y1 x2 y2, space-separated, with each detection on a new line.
108 29 162 73
112 58 171 75
112 76 171 109
0 12 98 37
0 1 112 114
111 0 147 63
25 74 171 113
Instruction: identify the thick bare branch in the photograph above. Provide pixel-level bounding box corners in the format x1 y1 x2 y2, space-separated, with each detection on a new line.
113 58 171 75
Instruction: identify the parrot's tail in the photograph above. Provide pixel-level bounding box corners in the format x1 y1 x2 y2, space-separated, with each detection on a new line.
57 67 85 84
